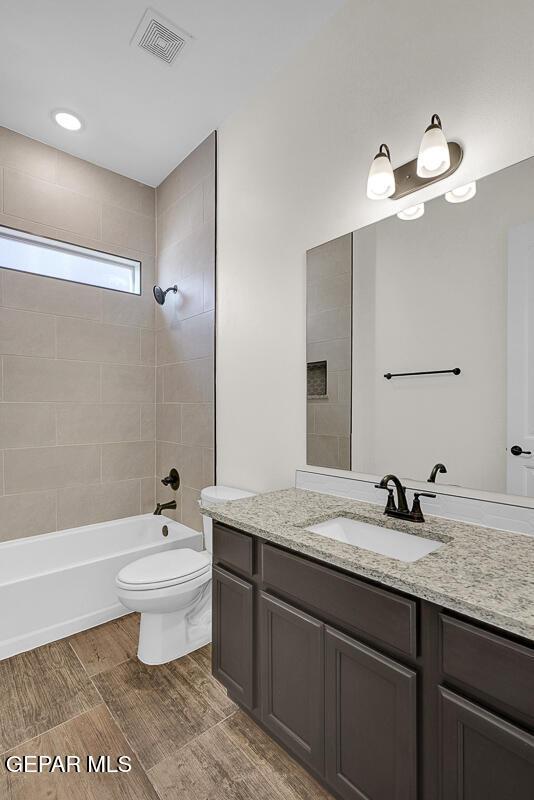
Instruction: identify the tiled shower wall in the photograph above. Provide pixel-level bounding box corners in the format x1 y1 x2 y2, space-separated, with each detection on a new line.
155 134 216 531
0 127 157 542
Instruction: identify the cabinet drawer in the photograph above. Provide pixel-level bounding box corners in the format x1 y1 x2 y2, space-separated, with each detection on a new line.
261 544 417 658
213 522 254 576
440 615 534 726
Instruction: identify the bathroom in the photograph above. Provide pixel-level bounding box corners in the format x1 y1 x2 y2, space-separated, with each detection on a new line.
0 0 533 798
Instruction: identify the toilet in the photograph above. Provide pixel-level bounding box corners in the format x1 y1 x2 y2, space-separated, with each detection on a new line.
115 485 255 665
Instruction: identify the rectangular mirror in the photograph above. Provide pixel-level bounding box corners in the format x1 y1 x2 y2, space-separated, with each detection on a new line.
306 155 534 498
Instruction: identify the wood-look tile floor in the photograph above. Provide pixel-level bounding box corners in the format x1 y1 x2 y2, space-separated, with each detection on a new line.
0 615 333 800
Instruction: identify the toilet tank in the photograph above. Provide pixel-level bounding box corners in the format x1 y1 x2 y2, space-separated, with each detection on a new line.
199 486 255 553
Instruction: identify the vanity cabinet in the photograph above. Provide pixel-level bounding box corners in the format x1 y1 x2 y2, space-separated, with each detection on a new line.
212 566 254 709
211 523 534 800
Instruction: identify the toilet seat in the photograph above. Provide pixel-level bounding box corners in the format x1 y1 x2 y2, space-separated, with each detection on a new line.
116 548 211 592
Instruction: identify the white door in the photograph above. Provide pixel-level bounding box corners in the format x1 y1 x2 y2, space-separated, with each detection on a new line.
507 222 534 495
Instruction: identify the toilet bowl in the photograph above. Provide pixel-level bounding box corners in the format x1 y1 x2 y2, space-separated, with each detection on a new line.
115 485 255 665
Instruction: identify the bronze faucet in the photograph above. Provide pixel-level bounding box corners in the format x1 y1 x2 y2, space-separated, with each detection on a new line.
428 463 447 483
154 500 177 516
375 474 436 523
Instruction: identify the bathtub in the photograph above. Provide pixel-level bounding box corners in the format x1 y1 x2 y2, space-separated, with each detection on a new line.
0 514 203 660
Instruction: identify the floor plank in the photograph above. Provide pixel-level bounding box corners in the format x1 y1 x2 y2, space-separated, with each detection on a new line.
0 704 159 800
93 656 228 770
68 614 140 676
222 710 334 799
0 640 101 754
148 717 289 800
166 649 237 718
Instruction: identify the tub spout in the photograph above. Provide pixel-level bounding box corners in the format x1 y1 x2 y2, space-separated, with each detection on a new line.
154 500 177 515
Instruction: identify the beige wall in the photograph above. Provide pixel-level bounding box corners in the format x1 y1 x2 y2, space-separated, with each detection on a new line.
306 233 351 470
0 127 157 541
155 134 216 531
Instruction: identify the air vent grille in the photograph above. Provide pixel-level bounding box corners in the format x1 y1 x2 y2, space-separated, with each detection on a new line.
131 9 192 65
139 18 185 63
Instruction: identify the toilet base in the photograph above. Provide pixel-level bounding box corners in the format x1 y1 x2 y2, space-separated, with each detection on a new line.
138 609 211 665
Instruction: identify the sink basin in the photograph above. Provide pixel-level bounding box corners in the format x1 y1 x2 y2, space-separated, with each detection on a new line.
305 517 443 563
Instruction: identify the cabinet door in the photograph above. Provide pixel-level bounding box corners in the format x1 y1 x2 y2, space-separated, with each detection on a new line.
260 592 324 774
325 627 417 800
212 566 254 709
440 687 534 800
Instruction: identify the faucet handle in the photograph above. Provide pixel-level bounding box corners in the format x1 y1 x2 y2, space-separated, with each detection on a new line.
413 491 437 500
410 491 436 522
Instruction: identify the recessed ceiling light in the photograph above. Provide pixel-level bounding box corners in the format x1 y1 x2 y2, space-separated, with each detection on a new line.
52 110 83 131
445 181 477 203
397 203 425 221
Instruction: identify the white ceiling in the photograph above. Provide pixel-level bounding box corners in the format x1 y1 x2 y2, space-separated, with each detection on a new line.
0 0 343 186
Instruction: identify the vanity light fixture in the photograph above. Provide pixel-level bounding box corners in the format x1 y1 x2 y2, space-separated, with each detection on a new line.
417 114 450 178
445 181 477 203
366 144 395 199
52 110 83 131
397 203 424 221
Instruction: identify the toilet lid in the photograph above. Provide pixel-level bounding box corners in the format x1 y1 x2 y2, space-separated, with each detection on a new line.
116 548 211 590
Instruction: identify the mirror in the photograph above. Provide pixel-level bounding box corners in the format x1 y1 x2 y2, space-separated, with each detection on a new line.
306 156 534 497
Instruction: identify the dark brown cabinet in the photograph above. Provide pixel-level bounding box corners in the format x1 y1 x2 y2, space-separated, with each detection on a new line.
212 565 254 709
440 688 534 800
211 523 534 800
260 592 325 773
325 627 417 800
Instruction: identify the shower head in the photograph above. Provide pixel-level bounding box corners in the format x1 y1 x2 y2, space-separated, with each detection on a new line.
153 284 178 305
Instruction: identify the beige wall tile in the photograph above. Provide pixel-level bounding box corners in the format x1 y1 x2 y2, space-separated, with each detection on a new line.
4 169 100 239
0 127 58 181
307 434 340 469
202 448 214 487
157 184 203 253
181 403 214 447
140 477 155 514
101 204 155 255
57 403 140 444
307 272 352 316
57 151 155 215
2 268 102 320
157 311 214 365
102 286 154 329
174 272 204 320
156 133 215 217
181 486 202 532
4 444 100 493
140 404 155 440
307 339 351 372
157 221 214 287
0 308 55 357
4 356 100 401
156 441 202 489
156 404 182 443
203 174 215 223
0 403 56 448
307 233 352 284
102 441 155 481
101 364 154 403
57 317 140 364
314 404 350 436
140 329 155 365
339 437 351 469
0 490 57 541
57 479 141 529
163 358 213 403
307 306 351 344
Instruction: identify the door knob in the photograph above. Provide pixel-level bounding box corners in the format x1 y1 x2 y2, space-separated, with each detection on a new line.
511 445 532 456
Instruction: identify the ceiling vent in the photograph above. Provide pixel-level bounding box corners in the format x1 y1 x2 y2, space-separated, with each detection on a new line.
131 8 193 65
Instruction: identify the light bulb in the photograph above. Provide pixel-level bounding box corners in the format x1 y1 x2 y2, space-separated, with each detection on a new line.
417 114 450 178
53 110 83 131
445 181 477 203
367 144 395 199
397 203 425 221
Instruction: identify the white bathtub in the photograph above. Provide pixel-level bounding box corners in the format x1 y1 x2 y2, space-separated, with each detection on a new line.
0 514 203 660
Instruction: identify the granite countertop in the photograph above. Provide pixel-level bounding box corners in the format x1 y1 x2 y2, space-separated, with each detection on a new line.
201 488 534 642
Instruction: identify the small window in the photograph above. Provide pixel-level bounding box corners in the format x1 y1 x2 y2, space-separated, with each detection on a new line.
0 225 141 294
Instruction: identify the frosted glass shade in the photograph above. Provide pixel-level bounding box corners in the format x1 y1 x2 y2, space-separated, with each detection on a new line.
445 181 477 203
367 151 395 199
417 123 450 178
397 203 425 221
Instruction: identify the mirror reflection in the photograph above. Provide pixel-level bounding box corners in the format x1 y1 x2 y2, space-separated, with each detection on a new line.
306 156 534 497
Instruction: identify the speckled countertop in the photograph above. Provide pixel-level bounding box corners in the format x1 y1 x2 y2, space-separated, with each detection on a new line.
201 488 534 642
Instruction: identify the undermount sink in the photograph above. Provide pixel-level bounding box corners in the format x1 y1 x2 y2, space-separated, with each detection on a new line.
305 517 444 563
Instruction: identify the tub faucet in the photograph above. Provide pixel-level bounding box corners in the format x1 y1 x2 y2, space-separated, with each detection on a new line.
154 500 177 516
375 474 436 523
427 462 447 483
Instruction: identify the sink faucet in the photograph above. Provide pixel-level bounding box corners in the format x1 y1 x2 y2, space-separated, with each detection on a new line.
154 500 177 516
427 462 447 483
375 474 436 523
